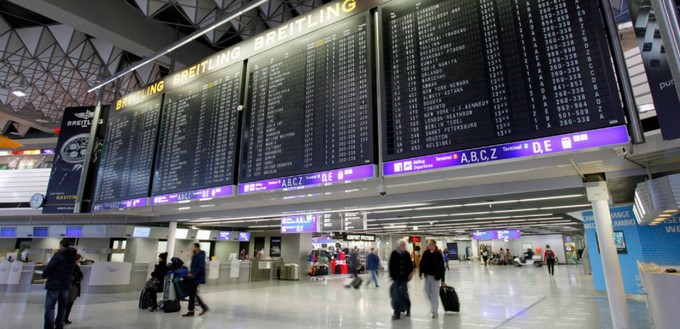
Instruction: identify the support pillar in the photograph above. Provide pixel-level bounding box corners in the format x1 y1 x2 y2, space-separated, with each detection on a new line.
167 222 177 260
586 181 631 329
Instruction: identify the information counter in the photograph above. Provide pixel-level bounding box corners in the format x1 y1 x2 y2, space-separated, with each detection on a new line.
83 262 132 293
638 262 680 329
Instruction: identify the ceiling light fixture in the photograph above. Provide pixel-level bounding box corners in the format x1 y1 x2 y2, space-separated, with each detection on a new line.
415 205 463 211
491 208 539 214
178 207 191 210
539 204 592 210
12 90 26 97
518 194 584 202
463 200 518 207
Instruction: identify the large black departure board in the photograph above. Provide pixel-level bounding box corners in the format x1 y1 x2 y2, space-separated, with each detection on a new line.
240 13 374 182
152 64 243 195
380 0 626 161
93 96 162 204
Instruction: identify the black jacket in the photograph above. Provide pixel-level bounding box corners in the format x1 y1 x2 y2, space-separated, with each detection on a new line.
420 249 446 282
190 251 206 284
42 248 77 291
72 264 83 297
151 261 168 292
389 249 414 281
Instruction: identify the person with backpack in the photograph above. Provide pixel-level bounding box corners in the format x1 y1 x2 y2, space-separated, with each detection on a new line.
42 239 77 329
544 245 556 276
182 243 209 317
419 239 446 319
64 254 83 324
389 239 414 320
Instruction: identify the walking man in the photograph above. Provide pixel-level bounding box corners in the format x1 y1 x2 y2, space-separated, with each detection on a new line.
420 239 446 319
43 239 77 329
182 243 209 317
389 239 414 320
366 248 380 288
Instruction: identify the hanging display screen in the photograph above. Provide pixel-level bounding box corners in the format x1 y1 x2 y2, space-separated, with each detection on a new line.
380 0 626 163
152 64 243 201
239 13 375 184
93 94 162 210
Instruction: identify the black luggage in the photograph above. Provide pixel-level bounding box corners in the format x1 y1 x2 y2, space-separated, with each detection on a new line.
160 299 181 313
139 287 156 310
351 277 363 289
440 285 460 312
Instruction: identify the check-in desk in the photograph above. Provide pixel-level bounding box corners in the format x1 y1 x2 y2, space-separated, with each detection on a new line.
638 262 680 329
209 260 251 285
81 262 132 293
0 261 35 292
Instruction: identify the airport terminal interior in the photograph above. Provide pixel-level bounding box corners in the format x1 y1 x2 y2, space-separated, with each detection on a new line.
0 0 679 328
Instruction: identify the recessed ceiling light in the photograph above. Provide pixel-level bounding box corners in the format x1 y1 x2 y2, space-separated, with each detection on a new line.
539 204 591 210
518 194 584 202
178 207 191 210
415 205 463 211
463 200 518 207
12 90 26 97
492 208 539 214
35 118 50 123
178 200 191 204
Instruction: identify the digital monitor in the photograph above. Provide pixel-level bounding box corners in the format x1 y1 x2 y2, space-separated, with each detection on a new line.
132 227 151 238
175 228 189 239
218 231 232 241
238 232 251 242
196 230 211 240
65 226 82 237
33 227 48 237
0 227 15 238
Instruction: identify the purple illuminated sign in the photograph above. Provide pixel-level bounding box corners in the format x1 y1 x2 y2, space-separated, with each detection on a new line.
473 231 498 240
151 185 235 205
92 198 148 212
42 149 55 155
239 165 375 194
66 226 82 237
0 227 15 238
281 215 320 234
384 126 629 176
238 232 251 242
218 231 232 241
473 230 521 240
498 230 521 239
33 227 48 237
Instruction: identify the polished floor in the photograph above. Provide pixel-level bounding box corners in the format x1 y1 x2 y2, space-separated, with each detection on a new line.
0 262 651 329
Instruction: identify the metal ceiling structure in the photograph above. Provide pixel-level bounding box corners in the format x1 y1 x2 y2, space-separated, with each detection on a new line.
0 0 330 137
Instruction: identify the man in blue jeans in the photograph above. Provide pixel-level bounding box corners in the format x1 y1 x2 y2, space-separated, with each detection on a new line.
389 239 414 320
182 243 209 317
366 248 380 288
42 239 77 329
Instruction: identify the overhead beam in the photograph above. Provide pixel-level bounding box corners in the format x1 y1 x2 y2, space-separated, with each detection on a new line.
9 0 216 69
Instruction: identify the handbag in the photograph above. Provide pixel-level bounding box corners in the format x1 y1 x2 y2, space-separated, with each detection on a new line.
68 284 79 304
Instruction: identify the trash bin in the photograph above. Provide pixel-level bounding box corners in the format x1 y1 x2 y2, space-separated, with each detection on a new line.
284 264 299 281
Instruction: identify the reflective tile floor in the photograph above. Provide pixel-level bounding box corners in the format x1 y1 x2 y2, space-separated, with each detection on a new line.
0 262 652 329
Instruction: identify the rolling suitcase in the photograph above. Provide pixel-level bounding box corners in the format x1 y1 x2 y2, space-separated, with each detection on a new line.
351 277 363 289
139 287 155 310
440 285 460 312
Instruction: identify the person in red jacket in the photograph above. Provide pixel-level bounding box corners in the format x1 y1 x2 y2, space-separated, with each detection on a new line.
544 245 556 276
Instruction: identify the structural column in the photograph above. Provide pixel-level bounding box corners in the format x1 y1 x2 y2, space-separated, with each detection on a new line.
585 181 631 329
167 222 177 260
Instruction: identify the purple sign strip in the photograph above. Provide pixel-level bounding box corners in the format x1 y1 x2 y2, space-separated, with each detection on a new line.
281 215 320 234
151 185 235 205
384 126 630 176
92 197 148 212
239 164 376 194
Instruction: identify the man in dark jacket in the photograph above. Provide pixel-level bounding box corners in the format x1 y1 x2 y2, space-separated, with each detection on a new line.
389 239 414 320
366 248 380 288
349 247 359 278
182 243 209 317
43 239 77 329
420 239 446 318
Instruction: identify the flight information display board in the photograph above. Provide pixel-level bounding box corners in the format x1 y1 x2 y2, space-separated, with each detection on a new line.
93 95 162 210
151 64 243 201
380 0 626 162
240 13 375 183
